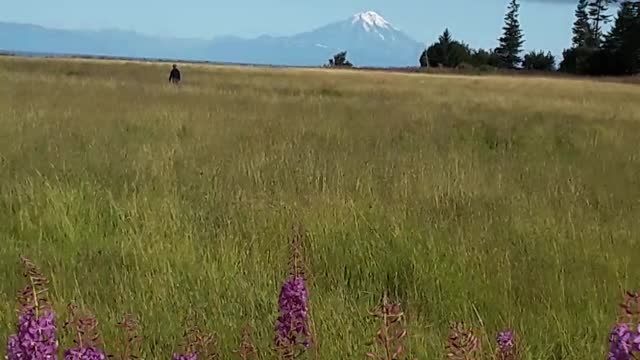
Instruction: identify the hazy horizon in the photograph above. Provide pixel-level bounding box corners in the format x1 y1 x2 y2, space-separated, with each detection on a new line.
3 0 579 55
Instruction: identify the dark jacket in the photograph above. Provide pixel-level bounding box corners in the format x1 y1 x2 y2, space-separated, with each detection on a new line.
169 68 181 82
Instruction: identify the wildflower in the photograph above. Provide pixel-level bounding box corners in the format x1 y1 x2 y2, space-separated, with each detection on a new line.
62 304 106 360
63 347 106 360
174 313 218 360
608 324 636 360
274 225 313 359
607 291 640 360
6 257 59 360
235 325 258 360
446 322 479 360
366 292 411 360
114 314 142 360
634 324 640 352
6 307 59 360
274 275 311 350
496 329 518 360
6 335 21 360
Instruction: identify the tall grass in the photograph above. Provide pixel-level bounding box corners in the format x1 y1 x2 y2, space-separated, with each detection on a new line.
1 57 640 358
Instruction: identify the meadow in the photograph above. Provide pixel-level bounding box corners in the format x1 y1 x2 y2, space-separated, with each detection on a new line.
1 56 640 359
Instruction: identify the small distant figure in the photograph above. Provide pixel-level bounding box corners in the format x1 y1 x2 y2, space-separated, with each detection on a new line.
169 64 181 84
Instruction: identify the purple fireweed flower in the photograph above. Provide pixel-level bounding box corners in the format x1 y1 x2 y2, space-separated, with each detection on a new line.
496 329 517 360
63 347 106 360
171 353 197 360
497 330 515 351
6 308 59 360
6 335 23 360
274 275 311 350
634 324 640 352
608 323 638 360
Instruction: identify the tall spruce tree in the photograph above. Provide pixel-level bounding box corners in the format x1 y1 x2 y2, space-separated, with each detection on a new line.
603 1 640 74
573 0 593 47
604 1 636 50
497 0 525 68
588 0 613 46
634 1 640 72
439 29 454 47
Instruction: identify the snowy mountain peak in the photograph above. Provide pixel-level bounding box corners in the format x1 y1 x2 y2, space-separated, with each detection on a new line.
351 11 394 31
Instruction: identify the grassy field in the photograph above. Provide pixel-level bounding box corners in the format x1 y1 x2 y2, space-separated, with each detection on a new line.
1 56 640 359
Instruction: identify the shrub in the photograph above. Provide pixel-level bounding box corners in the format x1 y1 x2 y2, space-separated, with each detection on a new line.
327 51 353 68
522 50 556 71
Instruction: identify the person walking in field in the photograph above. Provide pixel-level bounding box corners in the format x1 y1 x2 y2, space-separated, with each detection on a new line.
169 64 181 84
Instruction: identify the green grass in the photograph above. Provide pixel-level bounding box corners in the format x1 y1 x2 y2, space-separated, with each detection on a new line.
1 56 640 359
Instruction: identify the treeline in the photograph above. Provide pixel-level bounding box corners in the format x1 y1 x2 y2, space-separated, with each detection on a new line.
418 0 639 75
327 0 639 76
562 0 640 75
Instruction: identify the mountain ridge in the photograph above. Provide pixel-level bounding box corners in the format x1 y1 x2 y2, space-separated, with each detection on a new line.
0 11 425 67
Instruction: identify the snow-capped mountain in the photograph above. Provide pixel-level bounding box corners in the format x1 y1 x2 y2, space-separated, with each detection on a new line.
283 11 423 67
354 11 392 31
0 11 425 67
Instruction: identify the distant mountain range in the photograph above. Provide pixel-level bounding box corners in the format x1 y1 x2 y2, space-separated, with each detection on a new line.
0 11 426 67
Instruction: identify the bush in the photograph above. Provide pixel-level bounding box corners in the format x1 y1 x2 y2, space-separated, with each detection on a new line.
423 29 472 68
522 50 556 71
471 48 502 68
559 46 598 74
327 51 353 68
478 64 498 73
456 62 475 71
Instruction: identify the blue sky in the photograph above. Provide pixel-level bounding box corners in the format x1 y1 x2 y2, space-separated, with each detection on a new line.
4 0 577 55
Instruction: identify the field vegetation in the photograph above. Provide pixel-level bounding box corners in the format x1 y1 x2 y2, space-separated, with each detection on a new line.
1 57 640 359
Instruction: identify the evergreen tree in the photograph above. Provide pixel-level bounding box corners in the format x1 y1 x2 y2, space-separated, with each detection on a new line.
561 0 614 74
470 49 491 67
604 1 636 50
588 0 613 46
425 29 472 68
496 0 525 68
603 1 640 74
573 0 594 47
439 28 454 45
327 51 353 67
419 50 429 68
469 48 502 68
433 28 454 66
633 1 640 68
522 50 556 71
